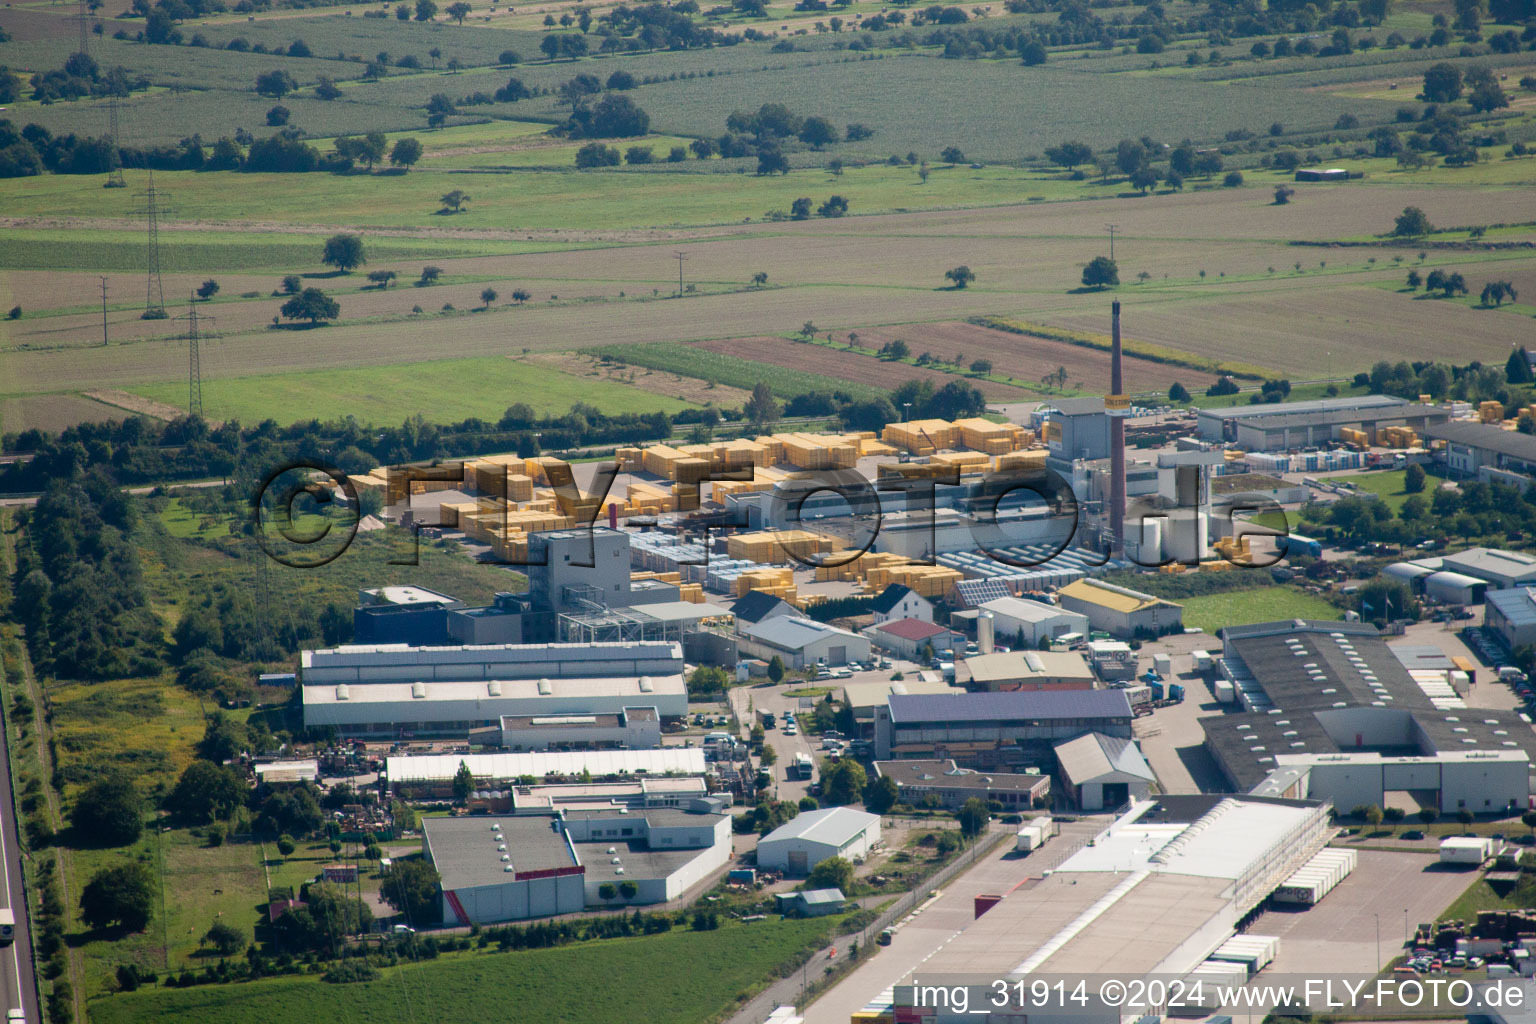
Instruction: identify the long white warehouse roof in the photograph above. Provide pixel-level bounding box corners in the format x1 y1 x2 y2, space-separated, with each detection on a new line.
386 749 708 782
304 674 685 706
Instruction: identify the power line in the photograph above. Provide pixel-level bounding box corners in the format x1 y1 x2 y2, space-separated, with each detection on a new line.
673 251 688 297
1105 224 1119 262
104 94 125 188
75 0 91 57
132 171 171 318
174 294 209 417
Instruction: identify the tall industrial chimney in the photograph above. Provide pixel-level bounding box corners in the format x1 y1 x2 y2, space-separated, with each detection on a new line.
1109 301 1125 556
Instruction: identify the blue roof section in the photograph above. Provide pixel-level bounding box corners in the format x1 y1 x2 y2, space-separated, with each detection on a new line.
1488 586 1536 627
887 689 1133 724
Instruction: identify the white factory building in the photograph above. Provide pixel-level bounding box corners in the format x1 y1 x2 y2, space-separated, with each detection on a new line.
977 596 1089 648
498 706 662 751
300 640 685 685
385 749 709 797
302 674 687 737
424 802 731 924
869 795 1334 1023
756 807 882 875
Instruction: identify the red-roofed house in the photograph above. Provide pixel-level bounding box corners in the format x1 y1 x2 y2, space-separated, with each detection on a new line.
864 618 961 661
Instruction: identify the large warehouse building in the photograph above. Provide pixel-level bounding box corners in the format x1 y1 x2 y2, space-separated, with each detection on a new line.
300 640 685 686
1057 578 1183 639
385 749 709 799
756 807 882 875
872 689 1134 765
1196 395 1447 450
424 801 731 924
1205 620 1536 814
302 674 687 737
864 794 1333 1023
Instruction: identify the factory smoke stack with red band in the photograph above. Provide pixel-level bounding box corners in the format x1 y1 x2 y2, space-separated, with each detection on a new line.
1109 301 1125 556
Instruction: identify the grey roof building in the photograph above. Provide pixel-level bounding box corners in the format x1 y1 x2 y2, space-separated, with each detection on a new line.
1486 587 1536 650
1204 620 1536 814
874 689 1134 763
1197 395 1447 450
1053 732 1155 811
737 617 871 669
1426 420 1536 485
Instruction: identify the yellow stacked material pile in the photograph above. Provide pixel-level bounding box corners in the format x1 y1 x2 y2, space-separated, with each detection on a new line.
953 417 1030 455
1224 450 1245 462
930 451 992 475
626 480 674 514
1480 401 1505 424
460 511 506 544
859 439 898 458
727 529 837 563
679 443 716 461
438 501 485 529
490 530 528 564
518 456 565 486
501 508 576 533
677 583 705 603
1212 535 1250 562
1338 427 1369 447
639 444 689 480
673 457 712 485
813 550 908 582
732 568 794 597
882 418 958 454
351 470 390 499
867 563 963 598
753 435 787 465
994 449 1048 472
716 438 771 470
1380 426 1419 448
775 433 844 470
523 495 559 513
876 461 960 483
616 446 645 473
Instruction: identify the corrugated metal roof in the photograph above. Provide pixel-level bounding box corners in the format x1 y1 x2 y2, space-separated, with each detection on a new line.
888 689 1132 723
742 617 861 649
760 807 879 847
386 749 707 782
1058 579 1167 614
1054 732 1154 784
1488 586 1536 627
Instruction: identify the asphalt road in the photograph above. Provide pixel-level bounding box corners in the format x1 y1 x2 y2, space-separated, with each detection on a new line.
0 695 39 1024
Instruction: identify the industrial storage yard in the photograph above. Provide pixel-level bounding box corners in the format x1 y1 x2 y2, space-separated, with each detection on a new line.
7 0 1536 1019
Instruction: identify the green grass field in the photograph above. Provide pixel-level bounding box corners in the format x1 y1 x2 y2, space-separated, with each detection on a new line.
87 917 843 1024
132 355 698 424
587 341 885 400
1178 586 1342 634
1319 467 1444 513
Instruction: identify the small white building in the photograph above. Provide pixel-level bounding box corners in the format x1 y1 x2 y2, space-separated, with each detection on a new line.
738 617 871 669
756 807 882 875
870 584 934 625
979 596 1089 648
863 618 960 661
1053 732 1155 811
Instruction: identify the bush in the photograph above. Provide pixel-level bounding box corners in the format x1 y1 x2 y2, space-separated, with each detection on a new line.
575 143 620 168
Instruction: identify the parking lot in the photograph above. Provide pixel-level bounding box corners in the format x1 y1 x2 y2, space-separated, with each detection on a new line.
1246 850 1479 978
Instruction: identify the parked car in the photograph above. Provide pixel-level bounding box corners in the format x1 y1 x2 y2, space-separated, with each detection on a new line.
1402 830 1426 840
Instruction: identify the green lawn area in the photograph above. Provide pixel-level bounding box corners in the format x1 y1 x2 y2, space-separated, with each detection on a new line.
1179 586 1342 634
1436 873 1533 925
132 355 698 425
88 916 842 1024
1188 381 1374 410
1319 467 1442 513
